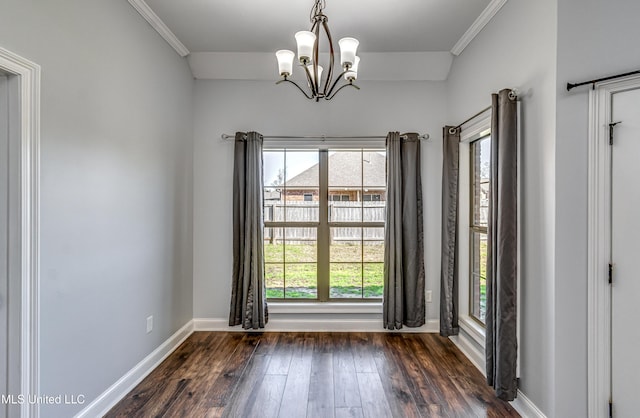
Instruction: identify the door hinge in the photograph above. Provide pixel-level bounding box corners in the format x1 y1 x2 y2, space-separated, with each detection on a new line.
609 121 622 145
609 400 613 418
609 263 613 284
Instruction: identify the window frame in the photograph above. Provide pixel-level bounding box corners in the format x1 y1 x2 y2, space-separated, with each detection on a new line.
457 112 492 343
263 146 386 303
468 136 490 326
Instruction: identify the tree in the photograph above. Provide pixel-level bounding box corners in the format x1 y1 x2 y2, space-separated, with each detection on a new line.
271 168 285 187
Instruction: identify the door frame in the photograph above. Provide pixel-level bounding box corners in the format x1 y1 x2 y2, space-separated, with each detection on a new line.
0 47 40 418
587 74 640 417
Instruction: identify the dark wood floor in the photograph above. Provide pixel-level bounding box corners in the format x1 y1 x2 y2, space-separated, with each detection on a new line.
106 332 520 418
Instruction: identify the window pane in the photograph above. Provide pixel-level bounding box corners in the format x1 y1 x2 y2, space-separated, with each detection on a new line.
264 150 285 192
363 196 385 222
285 264 317 299
472 137 491 227
364 263 384 298
265 264 284 299
328 151 362 188
264 228 284 262
329 190 362 222
284 151 319 188
471 231 487 322
264 189 284 222
363 151 386 187
330 228 361 262
330 263 362 298
286 189 319 222
363 228 384 262
284 228 317 262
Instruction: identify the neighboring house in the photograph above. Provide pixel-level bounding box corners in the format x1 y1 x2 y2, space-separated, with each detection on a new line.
279 151 387 202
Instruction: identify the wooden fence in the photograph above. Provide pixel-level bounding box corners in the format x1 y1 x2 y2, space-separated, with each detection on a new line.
264 202 385 244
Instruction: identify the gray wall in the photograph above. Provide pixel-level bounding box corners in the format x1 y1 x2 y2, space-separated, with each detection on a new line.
0 1 194 416
554 0 640 415
446 0 558 414
193 80 447 321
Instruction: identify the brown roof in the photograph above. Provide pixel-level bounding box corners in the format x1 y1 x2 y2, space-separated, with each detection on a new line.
285 151 386 188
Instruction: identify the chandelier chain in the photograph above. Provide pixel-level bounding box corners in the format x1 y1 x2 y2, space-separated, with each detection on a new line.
310 0 326 22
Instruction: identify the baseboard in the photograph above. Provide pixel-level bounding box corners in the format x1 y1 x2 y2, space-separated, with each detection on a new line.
193 317 439 333
74 320 194 418
511 390 547 418
450 332 486 375
449 332 546 418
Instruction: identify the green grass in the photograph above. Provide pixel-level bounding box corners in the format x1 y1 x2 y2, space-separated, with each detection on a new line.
265 242 384 299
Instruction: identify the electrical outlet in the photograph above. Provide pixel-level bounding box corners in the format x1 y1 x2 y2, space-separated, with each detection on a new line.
146 315 153 334
426 290 432 303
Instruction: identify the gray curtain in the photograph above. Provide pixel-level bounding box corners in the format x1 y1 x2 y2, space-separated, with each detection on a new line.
486 89 518 400
383 132 426 330
440 126 461 337
229 131 268 329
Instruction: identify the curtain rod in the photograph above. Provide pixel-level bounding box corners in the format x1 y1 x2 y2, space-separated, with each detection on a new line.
448 89 518 134
221 133 430 141
448 105 491 134
567 69 640 91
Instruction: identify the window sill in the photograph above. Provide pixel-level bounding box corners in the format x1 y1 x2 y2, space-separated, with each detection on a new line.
268 302 383 314
459 315 486 347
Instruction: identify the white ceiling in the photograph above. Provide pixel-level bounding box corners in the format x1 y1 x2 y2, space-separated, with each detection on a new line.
144 0 493 53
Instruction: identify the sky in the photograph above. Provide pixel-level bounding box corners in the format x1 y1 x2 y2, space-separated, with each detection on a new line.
263 150 319 186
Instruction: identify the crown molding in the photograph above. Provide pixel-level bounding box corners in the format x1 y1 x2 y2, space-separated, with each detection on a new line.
128 0 190 57
450 0 508 56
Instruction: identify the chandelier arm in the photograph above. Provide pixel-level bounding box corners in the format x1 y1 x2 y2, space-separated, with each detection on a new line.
321 20 335 97
275 78 315 100
301 63 318 97
313 21 321 96
326 82 360 100
325 68 350 97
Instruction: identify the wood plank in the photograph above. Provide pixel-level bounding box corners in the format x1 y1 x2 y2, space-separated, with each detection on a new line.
134 377 190 417
371 333 422 418
103 336 199 417
245 374 287 418
278 336 313 418
221 353 272 417
335 407 365 418
333 333 361 408
198 333 261 408
349 332 377 373
266 332 294 375
356 372 394 418
402 333 477 417
307 352 335 418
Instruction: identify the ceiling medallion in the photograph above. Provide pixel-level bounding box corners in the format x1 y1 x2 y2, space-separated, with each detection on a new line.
275 0 360 101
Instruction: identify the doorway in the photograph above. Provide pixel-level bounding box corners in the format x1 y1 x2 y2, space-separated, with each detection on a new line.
587 75 640 417
0 47 41 418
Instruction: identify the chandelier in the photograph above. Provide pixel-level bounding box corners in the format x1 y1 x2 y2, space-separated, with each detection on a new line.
275 0 360 101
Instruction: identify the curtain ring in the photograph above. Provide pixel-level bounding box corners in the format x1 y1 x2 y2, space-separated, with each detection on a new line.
449 127 458 135
508 89 518 100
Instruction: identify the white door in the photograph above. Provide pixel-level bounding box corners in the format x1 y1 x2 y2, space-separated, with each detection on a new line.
611 86 640 417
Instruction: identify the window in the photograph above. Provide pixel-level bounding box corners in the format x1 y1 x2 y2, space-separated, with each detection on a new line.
469 136 490 324
363 194 381 202
330 194 350 202
263 149 386 301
